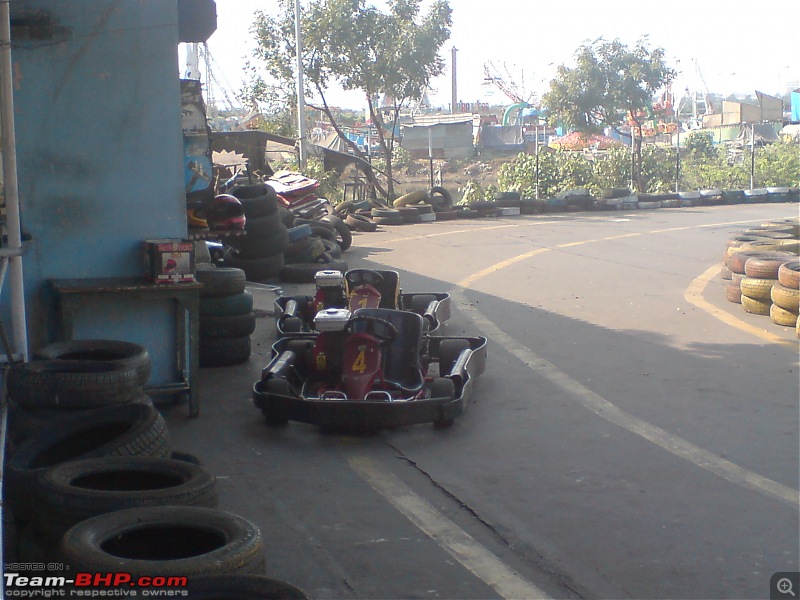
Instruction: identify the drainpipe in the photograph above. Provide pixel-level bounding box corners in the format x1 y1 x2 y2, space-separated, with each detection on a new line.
0 0 27 364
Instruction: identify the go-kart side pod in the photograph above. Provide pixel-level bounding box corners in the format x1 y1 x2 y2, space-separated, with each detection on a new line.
252 335 488 431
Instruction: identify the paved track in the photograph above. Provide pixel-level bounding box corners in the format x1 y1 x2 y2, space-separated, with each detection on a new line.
169 203 799 599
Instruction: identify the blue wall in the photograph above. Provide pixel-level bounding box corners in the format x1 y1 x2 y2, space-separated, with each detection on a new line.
9 1 187 384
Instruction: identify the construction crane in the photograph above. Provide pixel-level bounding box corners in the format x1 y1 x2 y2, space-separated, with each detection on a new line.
693 58 714 114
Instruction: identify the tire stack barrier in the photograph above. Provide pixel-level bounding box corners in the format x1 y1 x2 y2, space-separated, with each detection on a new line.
196 265 255 367
277 215 350 284
3 340 305 595
721 218 800 336
225 183 288 281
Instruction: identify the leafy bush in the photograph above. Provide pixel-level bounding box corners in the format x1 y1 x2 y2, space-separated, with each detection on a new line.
495 139 799 196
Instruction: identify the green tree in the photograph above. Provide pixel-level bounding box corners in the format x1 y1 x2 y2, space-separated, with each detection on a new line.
247 0 452 199
542 38 675 192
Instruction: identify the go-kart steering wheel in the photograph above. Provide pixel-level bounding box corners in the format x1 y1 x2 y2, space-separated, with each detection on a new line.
346 269 383 289
344 315 397 345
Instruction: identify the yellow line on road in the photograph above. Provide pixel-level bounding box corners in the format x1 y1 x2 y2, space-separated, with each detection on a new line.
458 248 552 288
349 456 550 600
684 264 797 349
451 290 800 509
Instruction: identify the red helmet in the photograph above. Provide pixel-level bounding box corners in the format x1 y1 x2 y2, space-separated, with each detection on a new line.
207 194 246 231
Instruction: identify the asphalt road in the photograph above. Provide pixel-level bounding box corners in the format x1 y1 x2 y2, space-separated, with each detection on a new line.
167 202 799 600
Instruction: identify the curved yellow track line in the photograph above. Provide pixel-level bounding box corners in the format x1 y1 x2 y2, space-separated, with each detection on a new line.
450 216 797 347
684 264 797 349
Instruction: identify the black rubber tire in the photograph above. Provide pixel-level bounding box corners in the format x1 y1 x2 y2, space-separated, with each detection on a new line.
281 316 303 334
410 294 436 316
237 194 278 220
429 186 453 212
434 210 458 221
430 377 456 400
200 290 254 317
320 214 352 252
431 378 457 429
6 403 171 520
229 217 289 260
468 200 498 210
7 394 154 447
187 575 309 599
373 215 405 226
37 456 218 542
171 450 203 466
319 238 343 260
519 198 543 214
398 207 423 224
279 259 349 284
494 191 521 206
33 340 151 387
309 222 337 242
345 213 377 232
334 200 355 217
371 207 402 219
285 237 326 264
199 335 252 368
230 183 276 200
7 361 144 409
225 253 285 283
195 267 247 297
200 312 257 339
438 339 471 376
58 506 265 578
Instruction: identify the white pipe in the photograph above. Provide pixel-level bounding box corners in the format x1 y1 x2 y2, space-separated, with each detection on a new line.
294 0 307 168
0 0 28 363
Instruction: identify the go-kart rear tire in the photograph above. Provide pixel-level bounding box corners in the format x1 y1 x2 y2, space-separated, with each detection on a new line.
431 376 457 429
262 379 293 427
410 294 436 316
281 316 303 334
199 336 251 368
438 339 470 376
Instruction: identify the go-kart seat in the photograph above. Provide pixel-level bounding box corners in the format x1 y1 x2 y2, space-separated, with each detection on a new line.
352 307 425 392
346 270 400 309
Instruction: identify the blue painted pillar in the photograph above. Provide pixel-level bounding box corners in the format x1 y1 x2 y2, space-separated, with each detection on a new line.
9 1 188 384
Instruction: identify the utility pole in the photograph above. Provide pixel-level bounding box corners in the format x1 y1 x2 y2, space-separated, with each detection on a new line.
451 47 458 114
294 0 308 169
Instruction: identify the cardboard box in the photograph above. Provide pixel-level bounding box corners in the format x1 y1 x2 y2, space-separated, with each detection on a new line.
143 239 196 283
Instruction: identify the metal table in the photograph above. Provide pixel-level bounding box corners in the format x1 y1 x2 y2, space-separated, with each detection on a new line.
47 277 202 417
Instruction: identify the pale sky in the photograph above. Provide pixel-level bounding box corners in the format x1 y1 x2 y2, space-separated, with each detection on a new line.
193 0 800 111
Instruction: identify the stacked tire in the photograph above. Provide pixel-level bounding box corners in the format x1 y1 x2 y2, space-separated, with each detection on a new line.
772 260 800 328
196 264 256 367
6 339 154 445
225 183 288 282
722 219 800 336
278 217 349 284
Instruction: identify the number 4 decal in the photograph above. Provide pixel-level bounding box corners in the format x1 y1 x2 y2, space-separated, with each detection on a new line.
352 346 367 373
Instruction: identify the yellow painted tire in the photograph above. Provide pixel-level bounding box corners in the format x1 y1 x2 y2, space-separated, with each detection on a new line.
741 294 771 315
725 282 742 304
770 303 798 327
770 283 800 313
737 241 784 254
778 260 800 289
392 190 429 207
773 240 800 254
740 277 776 300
